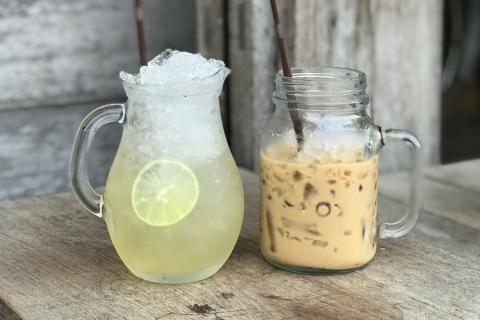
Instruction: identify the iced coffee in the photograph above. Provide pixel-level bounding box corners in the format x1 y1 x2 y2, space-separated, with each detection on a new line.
260 143 379 271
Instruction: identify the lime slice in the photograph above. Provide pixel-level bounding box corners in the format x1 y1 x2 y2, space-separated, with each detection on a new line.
132 160 199 227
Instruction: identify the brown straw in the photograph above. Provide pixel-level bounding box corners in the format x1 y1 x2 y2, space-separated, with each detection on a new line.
134 0 147 65
269 0 304 148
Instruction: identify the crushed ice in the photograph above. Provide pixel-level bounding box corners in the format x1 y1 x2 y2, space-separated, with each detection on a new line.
120 49 226 85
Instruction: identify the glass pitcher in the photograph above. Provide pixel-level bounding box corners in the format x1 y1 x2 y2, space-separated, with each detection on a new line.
260 67 421 273
70 65 244 283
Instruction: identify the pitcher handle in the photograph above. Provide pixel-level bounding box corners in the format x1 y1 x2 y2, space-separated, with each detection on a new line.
378 127 422 239
70 103 126 217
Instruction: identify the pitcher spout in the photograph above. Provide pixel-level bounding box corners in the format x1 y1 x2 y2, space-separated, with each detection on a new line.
211 66 230 96
120 49 230 97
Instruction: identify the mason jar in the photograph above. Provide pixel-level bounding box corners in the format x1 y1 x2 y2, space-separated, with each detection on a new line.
259 67 421 274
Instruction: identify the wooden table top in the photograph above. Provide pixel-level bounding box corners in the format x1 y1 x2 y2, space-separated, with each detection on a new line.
1 160 479 320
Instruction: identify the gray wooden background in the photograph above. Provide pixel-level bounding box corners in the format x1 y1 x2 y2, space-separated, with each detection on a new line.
0 0 444 200
0 0 196 200
225 0 443 171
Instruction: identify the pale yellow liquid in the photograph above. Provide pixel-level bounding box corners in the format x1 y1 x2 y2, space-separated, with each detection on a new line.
260 145 379 271
104 144 244 283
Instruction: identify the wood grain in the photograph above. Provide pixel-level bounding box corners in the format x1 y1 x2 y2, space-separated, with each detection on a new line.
379 192 480 259
0 101 120 200
228 0 277 171
1 166 479 320
196 0 229 131
287 0 443 171
0 0 196 111
379 168 480 231
196 0 226 61
424 159 480 193
0 0 196 201
226 0 442 171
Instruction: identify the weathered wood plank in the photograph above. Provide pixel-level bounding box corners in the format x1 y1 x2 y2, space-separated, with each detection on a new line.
0 0 197 201
379 163 480 231
424 159 480 193
0 102 121 200
196 0 229 131
0 169 479 320
196 0 226 61
0 301 21 320
380 196 480 259
285 0 443 171
226 0 442 171
0 0 196 111
228 0 277 170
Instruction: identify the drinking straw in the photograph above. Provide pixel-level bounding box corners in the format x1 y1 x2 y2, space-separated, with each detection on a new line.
269 0 304 149
134 0 147 65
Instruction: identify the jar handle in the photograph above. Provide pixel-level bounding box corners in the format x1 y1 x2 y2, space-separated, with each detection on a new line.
378 127 422 239
70 104 126 217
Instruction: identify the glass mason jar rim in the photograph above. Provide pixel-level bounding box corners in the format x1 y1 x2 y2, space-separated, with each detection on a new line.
273 66 370 109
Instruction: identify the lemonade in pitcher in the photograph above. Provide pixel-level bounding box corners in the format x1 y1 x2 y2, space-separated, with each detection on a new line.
71 50 244 283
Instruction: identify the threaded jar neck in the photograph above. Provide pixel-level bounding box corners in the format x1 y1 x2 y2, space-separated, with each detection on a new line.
274 67 370 111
